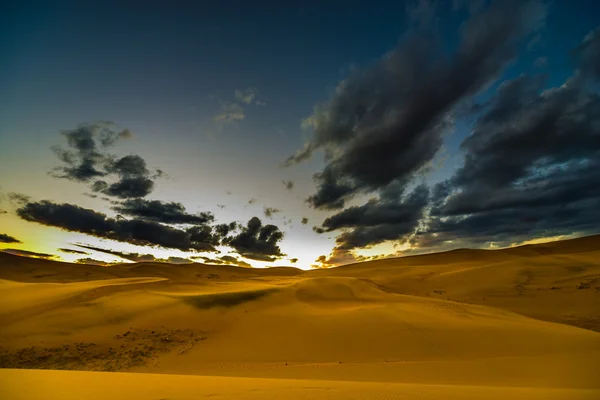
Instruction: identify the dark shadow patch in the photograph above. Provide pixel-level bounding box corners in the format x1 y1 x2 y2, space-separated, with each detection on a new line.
181 288 277 309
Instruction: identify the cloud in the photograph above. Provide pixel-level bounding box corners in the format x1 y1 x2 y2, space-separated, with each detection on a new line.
311 249 358 269
17 200 219 252
215 101 246 123
301 217 309 225
58 248 88 255
574 27 600 79
318 183 430 250
164 257 192 264
282 142 313 167
234 87 259 104
1 248 55 259
8 192 30 205
0 233 21 243
214 88 264 127
98 177 155 199
51 122 159 199
222 217 284 262
76 258 111 266
74 244 157 262
218 255 252 268
287 0 545 210
263 206 281 218
195 254 252 268
50 122 131 182
420 28 600 248
214 221 239 239
282 180 294 190
289 258 298 264
113 199 214 224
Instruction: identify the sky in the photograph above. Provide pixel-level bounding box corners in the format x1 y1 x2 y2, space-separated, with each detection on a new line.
1 0 600 269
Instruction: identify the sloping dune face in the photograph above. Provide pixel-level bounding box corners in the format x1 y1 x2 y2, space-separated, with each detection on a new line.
1 235 600 399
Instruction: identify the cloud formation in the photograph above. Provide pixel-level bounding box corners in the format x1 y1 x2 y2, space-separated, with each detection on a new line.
318 183 430 250
282 180 294 190
263 206 281 218
234 87 259 104
17 200 219 252
58 248 89 255
1 248 55 259
417 27 600 248
0 233 21 243
287 0 545 211
51 122 159 199
215 87 263 125
74 244 158 262
223 217 285 262
76 258 111 266
113 199 214 224
311 249 358 269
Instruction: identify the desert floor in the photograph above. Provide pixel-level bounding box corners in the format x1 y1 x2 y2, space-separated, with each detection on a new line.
1 235 599 399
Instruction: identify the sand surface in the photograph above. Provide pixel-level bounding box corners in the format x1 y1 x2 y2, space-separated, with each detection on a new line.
1 235 599 398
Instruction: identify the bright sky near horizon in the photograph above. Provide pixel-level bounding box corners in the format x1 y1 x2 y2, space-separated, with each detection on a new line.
1 0 599 269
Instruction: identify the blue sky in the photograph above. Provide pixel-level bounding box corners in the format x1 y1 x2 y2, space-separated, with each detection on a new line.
1 1 599 268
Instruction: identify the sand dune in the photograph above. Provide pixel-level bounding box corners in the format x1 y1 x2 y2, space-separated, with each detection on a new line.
1 235 600 398
1 369 599 400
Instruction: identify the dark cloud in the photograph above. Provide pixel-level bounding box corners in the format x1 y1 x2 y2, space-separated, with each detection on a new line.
50 122 130 182
17 200 219 252
311 249 358 269
301 217 309 225
50 122 159 199
289 258 298 264
101 177 154 199
422 28 600 248
187 225 221 250
76 258 111 266
214 222 239 239
196 254 252 268
218 255 252 268
1 249 55 259
282 180 294 190
58 248 89 255
222 217 284 262
319 184 430 250
574 27 600 79
0 233 21 243
74 244 157 262
287 0 545 210
263 206 281 218
164 257 192 264
113 199 214 225
8 193 30 205
194 256 224 264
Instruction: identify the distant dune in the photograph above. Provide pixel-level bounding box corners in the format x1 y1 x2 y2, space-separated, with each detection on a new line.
1 234 599 399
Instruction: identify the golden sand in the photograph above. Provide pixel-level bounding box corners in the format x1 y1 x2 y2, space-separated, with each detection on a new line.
1 235 599 399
